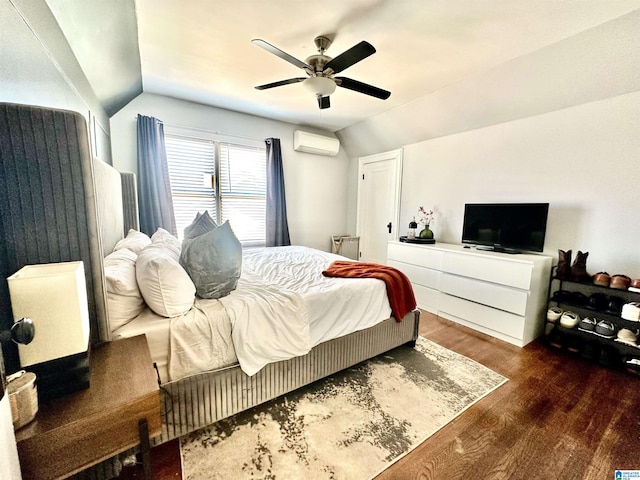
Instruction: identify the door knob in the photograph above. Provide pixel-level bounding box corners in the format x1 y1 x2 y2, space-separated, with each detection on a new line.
387 222 392 233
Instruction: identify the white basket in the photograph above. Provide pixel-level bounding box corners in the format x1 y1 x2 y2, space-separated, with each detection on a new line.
331 235 360 260
7 370 38 430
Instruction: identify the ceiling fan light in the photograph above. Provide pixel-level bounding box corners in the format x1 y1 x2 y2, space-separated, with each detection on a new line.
303 76 336 97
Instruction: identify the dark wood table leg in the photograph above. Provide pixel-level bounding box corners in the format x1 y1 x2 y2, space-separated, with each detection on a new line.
138 419 151 480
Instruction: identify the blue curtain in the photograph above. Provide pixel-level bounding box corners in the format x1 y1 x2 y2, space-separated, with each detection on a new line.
265 138 291 247
136 115 177 236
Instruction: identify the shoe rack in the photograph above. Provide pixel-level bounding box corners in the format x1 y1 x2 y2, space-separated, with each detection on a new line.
545 275 640 376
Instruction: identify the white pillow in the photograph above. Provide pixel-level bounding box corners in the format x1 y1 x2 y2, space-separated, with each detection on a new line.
151 228 181 257
104 248 145 331
136 241 195 317
114 229 151 255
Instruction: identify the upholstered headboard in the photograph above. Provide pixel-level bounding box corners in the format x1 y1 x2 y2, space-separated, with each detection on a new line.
0 103 136 371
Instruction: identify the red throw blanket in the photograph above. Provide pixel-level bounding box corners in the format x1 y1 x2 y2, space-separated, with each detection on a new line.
322 261 417 321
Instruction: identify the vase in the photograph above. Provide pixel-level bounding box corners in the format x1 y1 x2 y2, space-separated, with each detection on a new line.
419 225 433 239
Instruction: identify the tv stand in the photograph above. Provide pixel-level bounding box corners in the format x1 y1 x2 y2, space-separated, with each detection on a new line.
387 241 552 347
475 245 521 254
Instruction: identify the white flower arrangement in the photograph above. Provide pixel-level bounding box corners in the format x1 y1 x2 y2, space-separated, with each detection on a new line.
417 206 434 226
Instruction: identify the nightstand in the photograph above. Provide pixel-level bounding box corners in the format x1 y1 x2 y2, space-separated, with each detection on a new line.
14 335 161 480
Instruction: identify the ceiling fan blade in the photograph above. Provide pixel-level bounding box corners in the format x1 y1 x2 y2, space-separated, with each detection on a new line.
255 78 306 90
252 39 310 70
318 96 330 109
323 41 376 74
335 77 391 100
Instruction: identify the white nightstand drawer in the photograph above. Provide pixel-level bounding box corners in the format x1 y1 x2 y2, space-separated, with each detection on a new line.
440 273 528 316
442 252 533 289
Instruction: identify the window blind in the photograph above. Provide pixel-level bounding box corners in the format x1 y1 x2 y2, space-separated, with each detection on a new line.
165 134 266 244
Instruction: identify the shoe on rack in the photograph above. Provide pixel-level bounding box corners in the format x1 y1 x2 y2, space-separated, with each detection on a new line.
551 290 588 306
547 307 563 323
570 250 591 283
594 320 617 339
547 327 565 350
565 335 582 354
560 311 580 329
604 296 624 316
610 274 631 290
578 316 598 333
551 290 574 303
621 302 640 322
580 341 600 361
586 292 609 311
615 328 638 346
592 272 611 287
624 357 640 376
553 249 572 280
598 345 620 368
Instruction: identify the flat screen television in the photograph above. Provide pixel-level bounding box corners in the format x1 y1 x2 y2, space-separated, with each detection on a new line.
461 203 549 253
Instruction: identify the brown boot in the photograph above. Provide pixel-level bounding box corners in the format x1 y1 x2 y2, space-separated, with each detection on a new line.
554 249 571 280
570 250 591 283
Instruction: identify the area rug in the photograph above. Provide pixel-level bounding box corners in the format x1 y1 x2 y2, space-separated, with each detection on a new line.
180 337 507 480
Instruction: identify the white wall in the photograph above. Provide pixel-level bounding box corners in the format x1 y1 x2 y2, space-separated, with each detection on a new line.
110 93 350 251
340 9 640 276
0 0 112 162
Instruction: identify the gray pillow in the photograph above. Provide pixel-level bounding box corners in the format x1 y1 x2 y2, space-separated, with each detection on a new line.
183 210 218 240
180 220 242 299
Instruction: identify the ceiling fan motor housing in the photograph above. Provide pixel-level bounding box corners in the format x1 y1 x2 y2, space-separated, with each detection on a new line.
305 55 332 74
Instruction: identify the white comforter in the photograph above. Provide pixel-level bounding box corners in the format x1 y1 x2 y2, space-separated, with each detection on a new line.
169 246 391 379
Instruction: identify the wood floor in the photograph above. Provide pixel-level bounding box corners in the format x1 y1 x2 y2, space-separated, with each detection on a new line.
118 311 640 479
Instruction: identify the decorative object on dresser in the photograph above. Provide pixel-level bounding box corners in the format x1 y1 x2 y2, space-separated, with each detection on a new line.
417 206 435 240
408 217 418 239
180 337 507 480
388 241 552 347
7 261 91 400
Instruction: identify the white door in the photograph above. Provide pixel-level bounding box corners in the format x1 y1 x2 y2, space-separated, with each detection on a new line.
356 150 403 264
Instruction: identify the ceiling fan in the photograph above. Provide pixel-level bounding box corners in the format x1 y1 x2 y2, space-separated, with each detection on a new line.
252 36 391 109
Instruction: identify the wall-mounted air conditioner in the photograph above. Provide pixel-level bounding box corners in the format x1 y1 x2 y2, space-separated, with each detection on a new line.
293 130 340 156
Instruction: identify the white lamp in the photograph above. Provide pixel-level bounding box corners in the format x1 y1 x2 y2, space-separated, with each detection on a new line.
8 261 90 366
303 76 336 97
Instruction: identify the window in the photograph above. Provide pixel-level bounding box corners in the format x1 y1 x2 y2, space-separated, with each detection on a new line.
165 132 266 245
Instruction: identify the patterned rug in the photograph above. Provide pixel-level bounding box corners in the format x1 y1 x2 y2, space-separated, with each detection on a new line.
180 337 507 480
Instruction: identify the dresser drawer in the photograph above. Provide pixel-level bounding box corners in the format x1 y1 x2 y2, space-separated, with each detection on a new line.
387 243 443 270
413 284 440 313
439 293 525 340
388 260 441 289
442 252 533 289
440 273 528 316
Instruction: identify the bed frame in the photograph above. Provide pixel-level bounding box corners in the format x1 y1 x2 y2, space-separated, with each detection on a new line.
0 103 420 476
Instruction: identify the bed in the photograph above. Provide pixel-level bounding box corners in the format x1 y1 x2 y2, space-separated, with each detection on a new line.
0 103 420 475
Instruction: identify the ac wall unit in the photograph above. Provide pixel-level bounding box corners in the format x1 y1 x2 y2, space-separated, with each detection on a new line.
293 130 340 156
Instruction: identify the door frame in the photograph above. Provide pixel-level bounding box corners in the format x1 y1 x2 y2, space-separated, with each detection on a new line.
356 149 403 260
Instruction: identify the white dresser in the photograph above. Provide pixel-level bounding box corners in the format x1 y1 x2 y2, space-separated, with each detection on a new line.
387 241 553 347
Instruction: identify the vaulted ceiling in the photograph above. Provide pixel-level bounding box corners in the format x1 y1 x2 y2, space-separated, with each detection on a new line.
46 0 640 131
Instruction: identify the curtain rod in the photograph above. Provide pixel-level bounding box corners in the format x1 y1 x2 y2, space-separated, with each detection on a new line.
134 115 265 144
